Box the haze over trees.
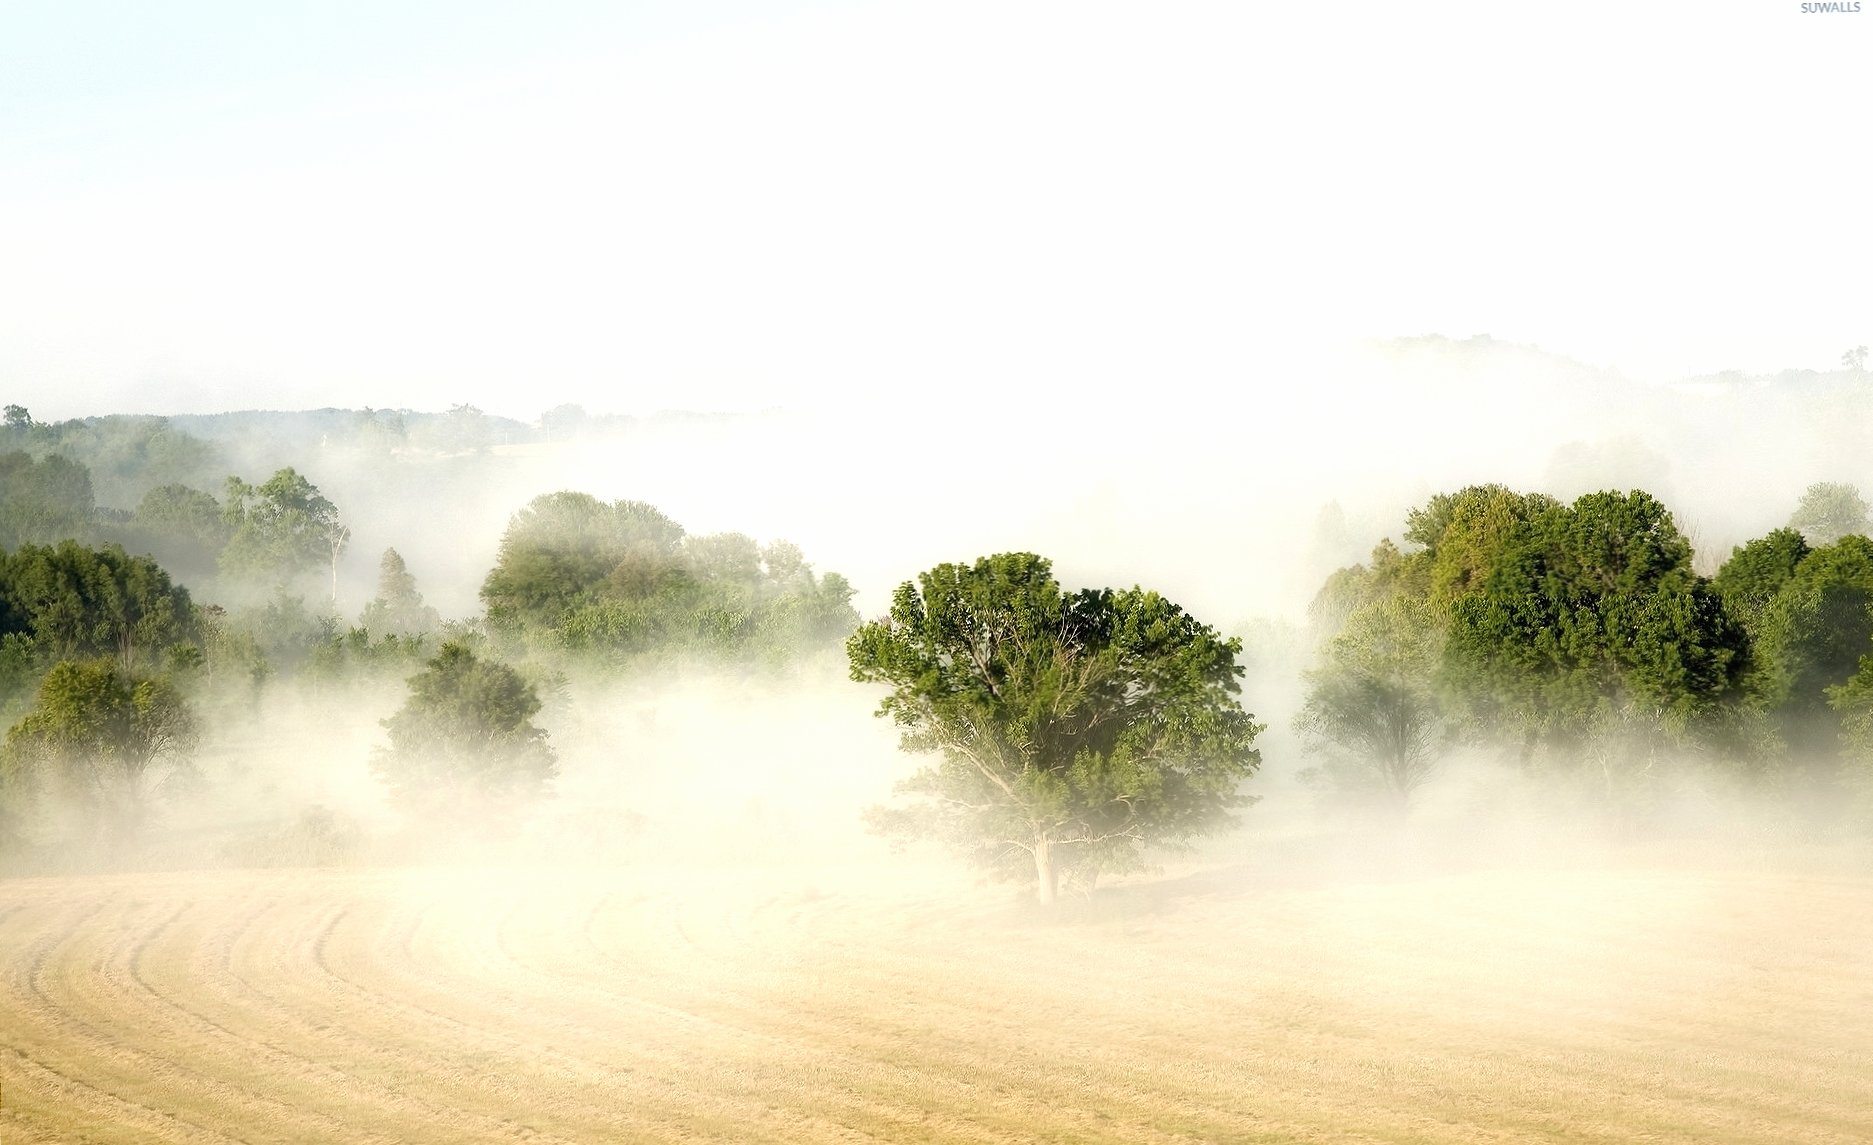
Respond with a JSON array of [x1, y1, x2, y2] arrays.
[[849, 553, 1263, 903], [3, 658, 198, 851], [370, 641, 557, 828], [221, 467, 350, 599], [1301, 486, 1751, 807], [481, 491, 858, 669], [1787, 482, 1871, 546], [11, 389, 1873, 881]]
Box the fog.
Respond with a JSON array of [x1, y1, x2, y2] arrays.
[[12, 332, 1871, 880]]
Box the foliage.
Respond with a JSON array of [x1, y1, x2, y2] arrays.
[[220, 467, 348, 588], [0, 541, 199, 673], [1787, 482, 1870, 546], [115, 483, 233, 583], [358, 548, 441, 637], [1298, 594, 1454, 808], [482, 492, 686, 633], [371, 642, 557, 825], [1406, 484, 1562, 608], [3, 658, 198, 846], [1443, 491, 1749, 754], [848, 553, 1262, 902], [1750, 536, 1873, 765], [0, 412, 220, 509], [1306, 538, 1424, 642], [222, 591, 339, 678], [0, 451, 96, 548], [481, 492, 858, 668], [1713, 528, 1812, 630], [303, 626, 433, 689]]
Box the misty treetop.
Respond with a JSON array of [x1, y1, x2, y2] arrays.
[[0, 407, 222, 510], [0, 451, 96, 550], [359, 548, 442, 638], [481, 491, 858, 668], [3, 657, 198, 851], [1787, 482, 1871, 547], [220, 468, 350, 596], [371, 641, 557, 828], [1302, 486, 1754, 808], [850, 553, 1263, 903]]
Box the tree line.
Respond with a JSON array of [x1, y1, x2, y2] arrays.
[[8, 398, 1873, 898], [1299, 481, 1873, 817]]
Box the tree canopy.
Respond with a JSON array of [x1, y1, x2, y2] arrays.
[[481, 491, 858, 667], [1787, 482, 1870, 547], [3, 658, 198, 849], [220, 468, 348, 590], [371, 642, 557, 827], [849, 553, 1262, 903], [0, 451, 95, 549], [359, 548, 441, 638], [1443, 490, 1749, 752], [0, 541, 198, 675]]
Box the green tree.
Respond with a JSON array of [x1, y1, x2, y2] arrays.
[[0, 451, 96, 548], [1750, 536, 1873, 766], [1444, 491, 1750, 784], [3, 658, 198, 848], [1405, 484, 1562, 608], [220, 468, 348, 592], [481, 492, 687, 635], [481, 492, 857, 667], [0, 542, 198, 673], [1298, 594, 1453, 809], [359, 548, 441, 637], [1826, 662, 1873, 820], [371, 642, 557, 825], [1787, 482, 1870, 547], [848, 553, 1262, 904], [119, 483, 232, 582], [1713, 528, 1812, 631]]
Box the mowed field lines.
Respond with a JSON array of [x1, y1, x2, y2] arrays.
[[2, 859, 1871, 1144]]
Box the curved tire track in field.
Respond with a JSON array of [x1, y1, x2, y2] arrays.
[[4, 864, 1873, 1144], [3, 897, 246, 1144]]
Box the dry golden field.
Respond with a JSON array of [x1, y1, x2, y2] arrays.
[[2, 851, 1871, 1144]]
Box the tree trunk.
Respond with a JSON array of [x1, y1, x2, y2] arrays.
[[1033, 834, 1058, 906]]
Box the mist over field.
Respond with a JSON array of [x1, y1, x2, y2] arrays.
[[8, 344, 1873, 1144], [5, 0, 1873, 1138]]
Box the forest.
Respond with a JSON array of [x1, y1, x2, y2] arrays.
[[5, 360, 1873, 888]]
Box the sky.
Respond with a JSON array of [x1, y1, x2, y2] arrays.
[[0, 1, 1868, 423]]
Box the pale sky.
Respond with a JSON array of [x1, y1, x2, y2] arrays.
[[1, 1, 1867, 422]]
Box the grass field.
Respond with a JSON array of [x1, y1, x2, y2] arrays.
[[2, 847, 1871, 1143]]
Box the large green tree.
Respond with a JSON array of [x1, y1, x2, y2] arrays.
[[848, 553, 1262, 903], [371, 642, 557, 826], [120, 483, 232, 582], [3, 658, 198, 848], [0, 541, 198, 673], [481, 492, 687, 635], [1444, 490, 1750, 779], [220, 468, 348, 594], [1712, 528, 1811, 631]]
